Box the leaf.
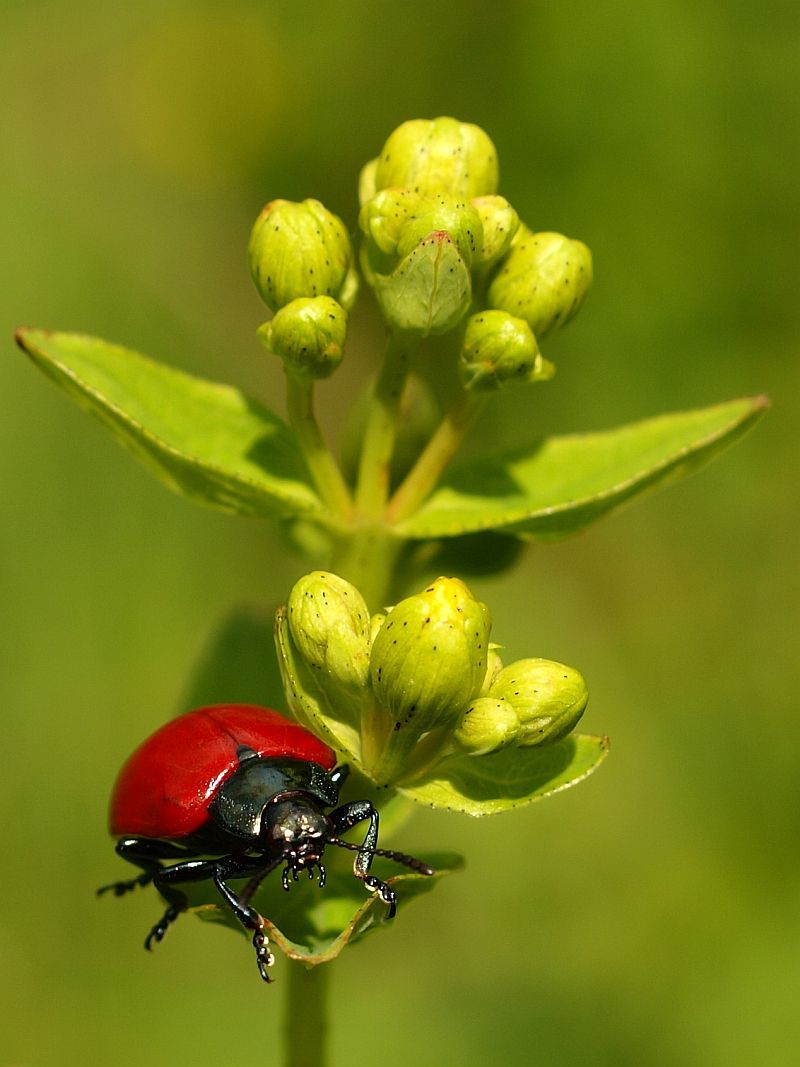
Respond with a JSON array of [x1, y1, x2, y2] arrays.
[[395, 396, 769, 540], [16, 328, 326, 521], [370, 233, 472, 336], [179, 604, 285, 712], [192, 850, 463, 964], [398, 734, 609, 815]]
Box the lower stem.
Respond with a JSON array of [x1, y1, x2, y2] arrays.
[[330, 522, 405, 610], [284, 962, 329, 1067]]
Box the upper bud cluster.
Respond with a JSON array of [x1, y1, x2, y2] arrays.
[[276, 571, 589, 786], [247, 118, 592, 382]]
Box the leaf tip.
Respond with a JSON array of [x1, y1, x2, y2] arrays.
[[14, 326, 34, 352]]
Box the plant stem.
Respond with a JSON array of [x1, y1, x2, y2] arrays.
[[385, 391, 487, 524], [284, 962, 329, 1067], [354, 333, 415, 520], [330, 522, 404, 609], [285, 373, 353, 522]]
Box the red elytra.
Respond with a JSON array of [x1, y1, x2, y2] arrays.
[[109, 704, 337, 840]]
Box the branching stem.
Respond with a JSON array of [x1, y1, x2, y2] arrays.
[[386, 391, 487, 524], [354, 333, 416, 520], [285, 373, 353, 522]]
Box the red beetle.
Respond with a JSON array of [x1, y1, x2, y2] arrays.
[[99, 704, 433, 981]]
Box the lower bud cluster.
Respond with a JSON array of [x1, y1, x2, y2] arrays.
[[278, 572, 588, 785]]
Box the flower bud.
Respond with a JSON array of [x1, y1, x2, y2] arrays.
[[359, 187, 423, 258], [287, 571, 371, 694], [471, 196, 519, 271], [373, 117, 499, 199], [358, 158, 378, 206], [258, 296, 347, 380], [487, 228, 592, 338], [370, 577, 491, 732], [459, 310, 554, 391], [248, 198, 358, 313], [480, 645, 505, 694], [454, 696, 520, 755], [395, 194, 483, 269], [369, 612, 386, 646], [488, 657, 588, 746]]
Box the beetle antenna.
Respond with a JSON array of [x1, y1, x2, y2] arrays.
[[326, 836, 435, 876]]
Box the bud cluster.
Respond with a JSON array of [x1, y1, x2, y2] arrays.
[[247, 117, 593, 387], [276, 571, 588, 786]]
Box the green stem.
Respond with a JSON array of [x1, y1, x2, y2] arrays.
[[330, 522, 404, 610], [386, 391, 487, 524], [286, 373, 353, 522], [284, 962, 329, 1067], [354, 333, 415, 520]]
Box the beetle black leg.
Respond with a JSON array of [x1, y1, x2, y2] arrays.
[[97, 837, 199, 897], [147, 858, 219, 950], [145, 853, 279, 980], [327, 800, 398, 918], [211, 856, 282, 982]]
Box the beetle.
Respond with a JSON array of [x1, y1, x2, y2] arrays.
[[98, 703, 433, 981]]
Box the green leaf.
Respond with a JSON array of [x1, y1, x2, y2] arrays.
[[395, 396, 768, 539], [179, 604, 285, 712], [17, 328, 325, 521], [192, 850, 463, 964], [369, 233, 472, 336], [398, 734, 609, 815]]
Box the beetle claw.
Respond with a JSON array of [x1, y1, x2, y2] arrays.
[[144, 905, 180, 950], [252, 927, 275, 983]]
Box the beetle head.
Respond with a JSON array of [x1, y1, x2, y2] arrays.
[[262, 796, 329, 886]]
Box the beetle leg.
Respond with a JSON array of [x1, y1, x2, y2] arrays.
[[97, 837, 198, 897], [211, 855, 283, 983], [147, 858, 221, 950], [327, 800, 397, 918]]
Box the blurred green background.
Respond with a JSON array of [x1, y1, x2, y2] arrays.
[[2, 1, 797, 1064]]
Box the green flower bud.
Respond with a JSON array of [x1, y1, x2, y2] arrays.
[[488, 657, 588, 746], [358, 158, 378, 206], [395, 194, 483, 269], [454, 696, 520, 755], [370, 576, 492, 732], [471, 196, 519, 271], [258, 296, 347, 380], [359, 187, 423, 258], [487, 228, 592, 338], [480, 645, 505, 694], [287, 571, 371, 694], [373, 117, 499, 199], [248, 198, 358, 313], [369, 612, 386, 646], [459, 310, 554, 391]]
